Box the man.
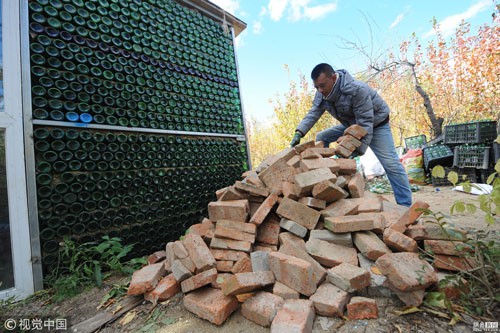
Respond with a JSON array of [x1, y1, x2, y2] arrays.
[[290, 63, 412, 207]]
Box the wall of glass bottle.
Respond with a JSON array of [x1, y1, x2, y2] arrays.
[[28, 0, 248, 273]]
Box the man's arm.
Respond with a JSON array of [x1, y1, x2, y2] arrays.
[[351, 84, 374, 155]]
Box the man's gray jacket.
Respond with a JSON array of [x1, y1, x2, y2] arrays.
[[296, 69, 390, 154]]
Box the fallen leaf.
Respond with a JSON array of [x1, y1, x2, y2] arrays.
[[371, 266, 382, 275], [119, 311, 136, 326], [394, 324, 403, 333], [393, 306, 421, 316], [424, 307, 450, 319], [112, 304, 123, 315]]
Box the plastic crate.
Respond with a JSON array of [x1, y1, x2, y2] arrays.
[[404, 134, 427, 150], [493, 142, 499, 164], [444, 121, 498, 144], [431, 167, 477, 187], [423, 144, 454, 170], [453, 145, 490, 169]]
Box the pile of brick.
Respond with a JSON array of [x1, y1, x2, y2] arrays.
[[127, 126, 472, 331]]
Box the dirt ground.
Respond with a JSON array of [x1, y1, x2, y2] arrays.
[[1, 185, 498, 333]]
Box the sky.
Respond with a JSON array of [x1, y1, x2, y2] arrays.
[[209, 0, 497, 123]]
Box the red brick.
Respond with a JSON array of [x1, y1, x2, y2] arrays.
[[324, 214, 374, 233], [144, 274, 180, 304], [335, 144, 354, 158], [336, 158, 357, 174], [181, 268, 218, 293], [231, 256, 253, 274], [183, 287, 239, 326], [390, 201, 430, 233], [241, 292, 284, 327], [258, 157, 297, 190], [312, 180, 346, 203], [216, 260, 234, 272], [294, 167, 337, 196], [269, 252, 317, 296], [301, 149, 322, 160], [306, 147, 336, 157], [147, 251, 166, 265], [273, 281, 300, 299], [327, 262, 370, 292], [173, 241, 188, 259], [383, 228, 418, 252], [210, 248, 249, 261], [250, 191, 280, 225], [357, 198, 383, 213], [405, 224, 468, 241], [179, 257, 196, 274], [432, 254, 478, 271], [281, 181, 300, 200], [310, 229, 353, 247], [381, 211, 402, 229], [306, 238, 358, 267], [208, 199, 249, 223], [279, 243, 326, 288], [384, 280, 425, 306], [216, 219, 256, 234], [171, 259, 193, 282], [276, 197, 321, 230], [335, 175, 348, 188], [234, 180, 269, 197], [344, 124, 368, 139], [347, 297, 378, 320], [256, 214, 281, 246], [211, 273, 233, 289], [222, 271, 275, 296], [300, 158, 340, 173], [371, 213, 387, 234], [244, 171, 266, 188], [347, 172, 365, 198], [254, 243, 278, 252], [375, 252, 437, 291], [287, 154, 301, 168], [236, 292, 256, 303], [424, 240, 474, 256], [215, 225, 256, 244], [128, 263, 165, 295], [279, 232, 306, 248], [216, 186, 229, 200], [165, 242, 176, 267], [298, 197, 326, 210], [293, 140, 316, 154], [249, 201, 261, 217], [210, 237, 252, 253], [188, 218, 215, 243], [183, 233, 216, 272], [353, 231, 392, 260], [309, 282, 350, 317], [321, 199, 359, 218], [271, 299, 315, 333], [219, 186, 249, 201], [339, 135, 362, 152]]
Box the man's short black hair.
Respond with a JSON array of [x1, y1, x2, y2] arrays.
[[311, 63, 334, 80]]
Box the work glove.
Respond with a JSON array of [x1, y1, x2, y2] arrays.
[[290, 132, 303, 147]]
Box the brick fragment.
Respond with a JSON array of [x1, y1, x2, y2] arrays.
[[293, 140, 316, 154], [339, 135, 362, 151], [390, 201, 430, 233], [327, 262, 370, 292], [271, 299, 315, 333], [258, 157, 296, 190], [375, 252, 437, 291], [384, 280, 425, 306], [242, 292, 284, 327], [405, 224, 468, 241], [171, 259, 193, 282], [273, 281, 300, 299], [208, 199, 249, 223], [344, 124, 368, 139], [286, 154, 301, 168], [424, 240, 474, 256], [216, 186, 229, 200], [276, 197, 320, 230], [370, 213, 387, 234], [335, 175, 347, 188], [210, 248, 249, 261], [310, 229, 353, 247], [219, 186, 249, 201], [254, 243, 278, 252], [173, 241, 189, 259], [222, 271, 275, 296], [336, 158, 357, 174], [250, 191, 280, 225], [357, 253, 387, 288], [144, 274, 180, 304], [215, 225, 256, 243], [300, 149, 322, 160], [181, 268, 218, 293], [243, 171, 266, 188], [357, 198, 383, 213], [383, 228, 418, 252], [165, 242, 176, 267], [353, 231, 392, 260], [321, 199, 359, 218], [347, 297, 378, 320], [211, 273, 233, 289], [183, 233, 216, 272], [236, 292, 256, 303], [335, 144, 353, 158], [147, 250, 166, 265], [234, 180, 269, 197], [312, 180, 347, 203], [216, 260, 234, 272], [324, 214, 374, 233], [436, 271, 469, 300], [279, 242, 326, 287], [231, 256, 253, 274], [281, 181, 300, 199], [210, 237, 252, 253], [294, 167, 337, 196], [309, 282, 350, 317], [179, 257, 196, 274], [280, 218, 308, 238], [269, 252, 316, 296], [216, 219, 256, 234], [305, 238, 358, 267], [187, 218, 215, 243], [251, 251, 270, 272], [128, 263, 165, 295], [279, 232, 306, 248], [183, 287, 239, 326], [347, 172, 365, 198], [298, 197, 326, 210], [300, 158, 340, 173], [432, 254, 478, 271], [306, 147, 336, 157]]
